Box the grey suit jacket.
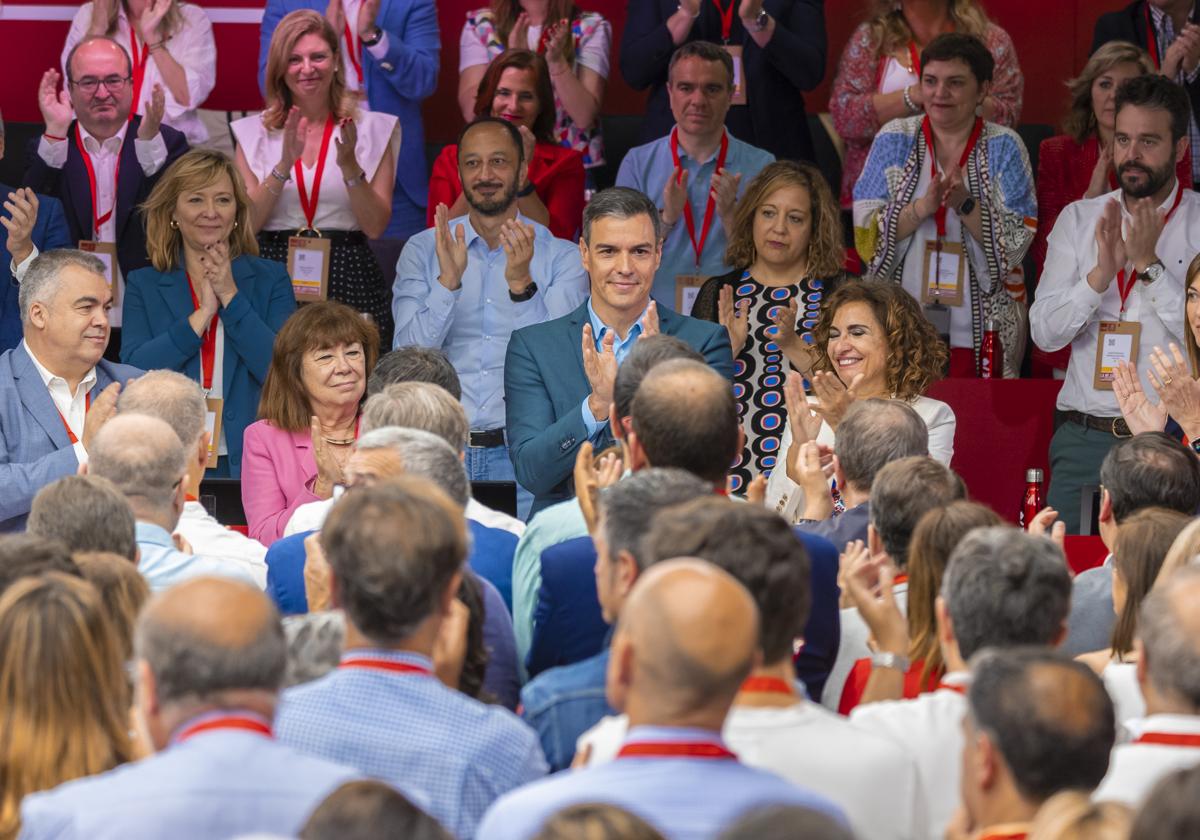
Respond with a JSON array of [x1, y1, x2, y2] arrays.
[[0, 344, 141, 531]]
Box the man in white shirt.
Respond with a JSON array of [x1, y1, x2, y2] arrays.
[[1031, 74, 1200, 534], [117, 370, 268, 588], [0, 249, 139, 531], [1095, 566, 1200, 805], [847, 527, 1072, 839]]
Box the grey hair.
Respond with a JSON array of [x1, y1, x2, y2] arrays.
[[282, 611, 345, 688], [356, 426, 470, 508], [28, 475, 137, 561], [598, 468, 711, 571], [582, 187, 663, 245], [19, 249, 106, 324], [836, 399, 929, 491], [942, 526, 1073, 660], [1140, 566, 1200, 707], [117, 370, 207, 450], [361, 383, 469, 452], [88, 414, 188, 515]]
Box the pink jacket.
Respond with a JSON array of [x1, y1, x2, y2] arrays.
[[241, 419, 320, 546]]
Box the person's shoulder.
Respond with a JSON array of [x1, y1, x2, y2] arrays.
[[1093, 1, 1141, 32], [124, 263, 169, 286], [177, 2, 213, 23], [1039, 133, 1079, 159], [234, 253, 289, 278], [522, 649, 607, 710], [513, 301, 588, 343], [98, 357, 145, 384], [356, 109, 400, 135], [729, 135, 775, 168], [910, 394, 956, 423]]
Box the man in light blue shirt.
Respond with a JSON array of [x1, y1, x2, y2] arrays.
[[615, 41, 774, 307], [478, 560, 844, 840], [392, 117, 588, 503]]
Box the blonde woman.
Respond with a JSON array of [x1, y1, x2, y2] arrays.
[[123, 149, 296, 478]]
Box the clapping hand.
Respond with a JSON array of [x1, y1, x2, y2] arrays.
[[310, 415, 346, 498], [278, 106, 307, 171], [574, 441, 623, 536], [718, 285, 751, 356], [198, 241, 236, 306], [943, 166, 971, 214], [783, 370, 822, 444], [809, 369, 864, 430], [302, 532, 333, 612], [842, 546, 909, 654], [499, 218, 536, 293], [582, 326, 618, 423], [789, 440, 835, 519], [1, 188, 39, 267], [1026, 506, 1066, 553], [324, 0, 344, 37], [1113, 359, 1167, 434], [1085, 142, 1113, 199], [662, 167, 689, 227], [1163, 22, 1200, 77], [544, 19, 571, 70], [433, 203, 468, 291], [507, 11, 531, 49], [1124, 197, 1166, 273], [139, 0, 171, 44], [770, 299, 819, 374], [639, 301, 660, 338], [915, 169, 952, 219], [357, 0, 382, 39], [334, 118, 361, 177], [1147, 343, 1200, 439], [37, 69, 73, 137], [710, 169, 742, 229], [1091, 199, 1126, 293], [136, 84, 166, 140]]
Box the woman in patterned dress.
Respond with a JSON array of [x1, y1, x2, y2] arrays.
[[691, 161, 850, 494]]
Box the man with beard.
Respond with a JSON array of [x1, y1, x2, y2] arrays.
[[1032, 74, 1200, 534], [392, 117, 587, 510]]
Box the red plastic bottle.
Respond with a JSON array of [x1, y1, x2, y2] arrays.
[[979, 319, 1002, 379], [1021, 468, 1044, 529]]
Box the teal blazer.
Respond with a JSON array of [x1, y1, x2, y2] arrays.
[[121, 255, 297, 477]]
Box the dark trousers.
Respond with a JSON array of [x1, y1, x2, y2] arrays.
[[1046, 419, 1121, 535]]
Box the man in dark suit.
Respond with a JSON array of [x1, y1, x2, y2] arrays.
[[1092, 0, 1200, 181], [504, 187, 733, 516]]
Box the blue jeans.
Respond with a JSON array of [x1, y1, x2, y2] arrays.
[[465, 443, 533, 521]]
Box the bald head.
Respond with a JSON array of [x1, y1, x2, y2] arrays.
[[118, 370, 207, 450], [136, 577, 286, 706], [1140, 567, 1200, 708], [611, 559, 759, 720], [89, 414, 188, 523]]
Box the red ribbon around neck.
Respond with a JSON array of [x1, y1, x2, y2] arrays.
[[670, 127, 729, 268]]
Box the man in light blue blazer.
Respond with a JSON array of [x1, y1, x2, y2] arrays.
[[258, 0, 439, 239], [504, 188, 733, 516], [20, 577, 360, 840], [0, 250, 140, 532]]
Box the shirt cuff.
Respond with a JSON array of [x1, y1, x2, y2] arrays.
[[11, 244, 39, 282], [367, 32, 390, 60], [580, 396, 605, 438], [134, 133, 169, 176], [38, 135, 69, 169]]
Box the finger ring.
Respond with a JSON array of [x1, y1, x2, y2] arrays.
[[1165, 376, 1174, 385]]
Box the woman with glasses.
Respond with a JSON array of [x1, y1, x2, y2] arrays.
[[62, 0, 216, 145]]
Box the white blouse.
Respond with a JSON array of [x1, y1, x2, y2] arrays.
[[232, 110, 400, 232], [63, 2, 217, 145]]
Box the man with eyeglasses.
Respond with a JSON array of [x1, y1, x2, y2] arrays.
[[23, 35, 188, 352]]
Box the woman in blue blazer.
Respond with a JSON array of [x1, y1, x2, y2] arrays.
[[124, 149, 296, 477]]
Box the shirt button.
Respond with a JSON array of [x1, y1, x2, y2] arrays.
[[487, 298, 492, 304], [380, 61, 394, 71]]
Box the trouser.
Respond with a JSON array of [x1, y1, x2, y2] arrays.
[[1046, 419, 1122, 535]]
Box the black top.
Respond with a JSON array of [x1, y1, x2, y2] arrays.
[[691, 266, 849, 322]]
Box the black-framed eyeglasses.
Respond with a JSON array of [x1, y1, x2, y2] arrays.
[[70, 75, 132, 95]]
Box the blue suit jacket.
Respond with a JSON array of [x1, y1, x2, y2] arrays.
[[0, 183, 71, 353], [258, 0, 439, 236], [121, 255, 296, 476], [0, 344, 141, 532], [505, 299, 734, 515]]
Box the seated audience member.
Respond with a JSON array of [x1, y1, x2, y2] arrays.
[[579, 497, 925, 840], [839, 500, 1003, 714], [1094, 566, 1200, 804], [854, 33, 1035, 378], [28, 474, 138, 562], [87, 413, 258, 590], [616, 43, 774, 303], [505, 187, 733, 515], [394, 116, 587, 500], [275, 478, 547, 838], [1031, 75, 1200, 535], [26, 37, 188, 297], [533, 803, 665, 840], [117, 370, 269, 584], [830, 0, 1022, 211], [1063, 433, 1200, 656], [689, 161, 850, 493], [0, 534, 81, 593], [822, 456, 966, 709], [434, 51, 585, 240], [479, 560, 845, 838], [242, 301, 378, 545], [301, 780, 452, 840], [20, 577, 358, 837], [123, 150, 295, 478], [0, 249, 140, 531], [0, 573, 134, 839], [63, 0, 216, 145], [282, 610, 347, 688], [618, 1, 824, 163], [957, 649, 1116, 840], [765, 281, 954, 521], [846, 527, 1072, 838], [257, 0, 440, 241], [235, 11, 398, 337], [1093, 0, 1200, 181], [1129, 764, 1200, 838], [75, 550, 151, 660], [1027, 793, 1131, 840], [522, 469, 711, 771], [717, 805, 855, 840]]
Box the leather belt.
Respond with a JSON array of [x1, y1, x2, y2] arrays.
[[468, 428, 506, 449], [1060, 410, 1132, 438]]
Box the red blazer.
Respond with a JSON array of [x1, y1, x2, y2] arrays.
[[427, 142, 586, 241]]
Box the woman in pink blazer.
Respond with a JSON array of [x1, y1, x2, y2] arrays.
[[242, 302, 379, 545]]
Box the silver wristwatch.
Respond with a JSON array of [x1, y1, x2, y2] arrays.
[[1138, 259, 1165, 284], [871, 651, 911, 672], [748, 9, 770, 31]]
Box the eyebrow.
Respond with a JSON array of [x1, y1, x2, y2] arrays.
[[593, 242, 654, 250], [73, 295, 102, 307]]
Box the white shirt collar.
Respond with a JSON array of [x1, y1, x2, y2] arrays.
[[78, 120, 129, 156], [22, 340, 97, 399], [1120, 179, 1181, 220]]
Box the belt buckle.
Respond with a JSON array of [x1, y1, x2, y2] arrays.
[[1111, 417, 1132, 438]]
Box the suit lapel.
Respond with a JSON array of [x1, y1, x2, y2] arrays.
[[566, 300, 590, 384], [12, 345, 71, 448], [65, 123, 94, 240], [115, 118, 143, 239]]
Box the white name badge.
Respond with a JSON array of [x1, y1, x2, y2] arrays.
[[204, 397, 224, 466], [675, 274, 706, 316], [921, 240, 965, 307], [288, 236, 331, 302], [78, 240, 119, 303], [1094, 320, 1141, 391]]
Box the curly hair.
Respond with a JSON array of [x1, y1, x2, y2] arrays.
[[724, 161, 843, 277], [863, 0, 989, 57], [1061, 41, 1155, 143], [811, 281, 947, 400]]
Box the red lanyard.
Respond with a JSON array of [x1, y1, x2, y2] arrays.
[[893, 573, 909, 586], [1114, 184, 1184, 314], [57, 392, 91, 445], [129, 25, 150, 121], [937, 680, 967, 695], [978, 832, 1027, 840], [342, 22, 364, 86], [294, 116, 336, 232], [176, 715, 273, 742], [617, 740, 737, 760], [1134, 731, 1200, 747], [907, 40, 921, 77], [187, 273, 218, 392], [340, 656, 433, 676], [711, 0, 736, 42], [921, 115, 983, 240], [1146, 4, 1161, 70], [669, 128, 729, 268], [740, 676, 794, 695], [75, 124, 121, 236]]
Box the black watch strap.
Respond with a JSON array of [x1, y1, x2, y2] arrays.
[[957, 195, 976, 216], [361, 27, 383, 46], [509, 281, 538, 302]]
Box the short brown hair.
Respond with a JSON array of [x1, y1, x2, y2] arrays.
[[141, 150, 259, 272], [257, 302, 379, 432], [1186, 252, 1200, 377], [473, 49, 556, 144], [74, 551, 150, 660], [1062, 41, 1155, 143], [261, 10, 355, 130], [668, 41, 734, 89], [724, 161, 844, 277], [811, 281, 947, 401], [1111, 507, 1191, 658]]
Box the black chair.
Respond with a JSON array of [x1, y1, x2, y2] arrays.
[[198, 478, 248, 527], [592, 114, 646, 191]]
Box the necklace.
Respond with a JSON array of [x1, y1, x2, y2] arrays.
[[322, 436, 355, 446]]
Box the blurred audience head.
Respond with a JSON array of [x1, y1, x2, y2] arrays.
[[1130, 763, 1200, 840], [611, 335, 703, 434], [1027, 792, 1131, 840], [301, 780, 452, 840], [1111, 507, 1190, 659], [716, 804, 856, 840], [835, 399, 929, 495], [869, 456, 965, 569], [361, 384, 468, 451], [368, 346, 462, 400], [0, 535, 81, 596], [1099, 434, 1200, 545], [1137, 566, 1200, 714], [532, 803, 666, 840], [74, 550, 150, 660], [29, 474, 137, 562], [88, 414, 189, 532], [349, 427, 469, 508]]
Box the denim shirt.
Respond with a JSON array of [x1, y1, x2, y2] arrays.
[[520, 647, 613, 772]]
